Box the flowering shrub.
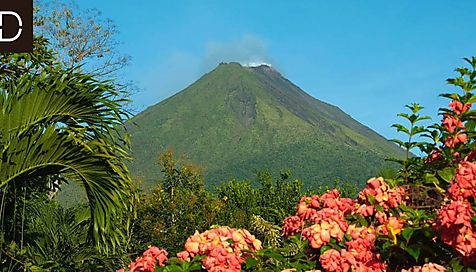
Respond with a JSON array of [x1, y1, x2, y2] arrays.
[[281, 178, 400, 271], [401, 263, 447, 272], [119, 227, 262, 272], [118, 246, 168, 272], [177, 226, 262, 271], [120, 58, 476, 271]]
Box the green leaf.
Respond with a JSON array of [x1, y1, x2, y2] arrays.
[[367, 194, 375, 205], [356, 214, 369, 227], [401, 227, 414, 242], [263, 251, 285, 261], [437, 167, 456, 183], [405, 244, 421, 261], [389, 139, 405, 147], [424, 173, 440, 186], [320, 245, 332, 254], [245, 257, 258, 269], [392, 124, 409, 134], [382, 241, 394, 250], [439, 93, 460, 100], [375, 205, 384, 213], [0, 64, 134, 253], [448, 257, 464, 272], [467, 96, 476, 104], [163, 265, 184, 272]]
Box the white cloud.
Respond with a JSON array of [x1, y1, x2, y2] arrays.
[[132, 34, 275, 109], [201, 35, 273, 71]]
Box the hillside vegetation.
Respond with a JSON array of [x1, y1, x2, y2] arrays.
[[129, 62, 405, 189]]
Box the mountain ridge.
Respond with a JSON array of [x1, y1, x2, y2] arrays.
[[128, 62, 404, 189]]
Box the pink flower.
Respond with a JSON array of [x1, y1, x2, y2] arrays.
[[445, 133, 467, 148], [296, 196, 318, 220], [449, 161, 476, 200], [346, 224, 367, 240], [449, 100, 471, 115], [355, 204, 374, 217], [143, 246, 168, 267], [203, 247, 243, 272], [320, 189, 340, 201], [180, 226, 262, 271], [357, 177, 404, 211], [375, 211, 387, 224], [426, 150, 443, 164], [442, 114, 464, 133], [185, 240, 200, 254], [402, 262, 447, 271], [120, 246, 169, 272], [368, 177, 383, 189], [282, 216, 303, 236], [319, 249, 352, 272], [303, 220, 346, 249], [387, 217, 404, 233], [177, 251, 190, 261], [434, 199, 476, 256]]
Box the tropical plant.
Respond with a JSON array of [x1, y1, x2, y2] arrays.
[[25, 201, 125, 271], [0, 36, 135, 263]]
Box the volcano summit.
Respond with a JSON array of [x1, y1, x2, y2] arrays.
[[128, 62, 403, 188]]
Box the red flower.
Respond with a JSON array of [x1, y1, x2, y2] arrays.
[[181, 226, 262, 271], [442, 114, 464, 133], [402, 262, 447, 271], [449, 161, 476, 200], [426, 150, 443, 164], [319, 249, 352, 272], [434, 200, 476, 257], [445, 133, 468, 148], [119, 246, 168, 272], [449, 100, 471, 115], [282, 216, 303, 236], [303, 219, 346, 249], [177, 251, 190, 261]]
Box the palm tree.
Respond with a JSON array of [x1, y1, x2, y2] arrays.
[[0, 38, 135, 254]]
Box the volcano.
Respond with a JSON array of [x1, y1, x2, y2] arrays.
[[128, 62, 403, 189]]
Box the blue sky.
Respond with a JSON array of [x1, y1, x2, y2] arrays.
[[77, 0, 475, 141]]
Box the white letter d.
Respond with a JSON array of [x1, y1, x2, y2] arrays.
[[0, 11, 23, 42]]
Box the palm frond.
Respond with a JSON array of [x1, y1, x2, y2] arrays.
[[0, 69, 134, 252]]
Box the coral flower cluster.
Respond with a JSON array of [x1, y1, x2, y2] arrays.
[[442, 114, 464, 134], [282, 180, 402, 271], [177, 226, 262, 272], [443, 100, 471, 148], [448, 160, 476, 200], [356, 177, 404, 213], [435, 158, 476, 259], [117, 246, 168, 272], [354, 177, 406, 242], [449, 100, 471, 115], [318, 224, 387, 272], [283, 189, 353, 240], [433, 99, 476, 260], [401, 262, 447, 272]]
